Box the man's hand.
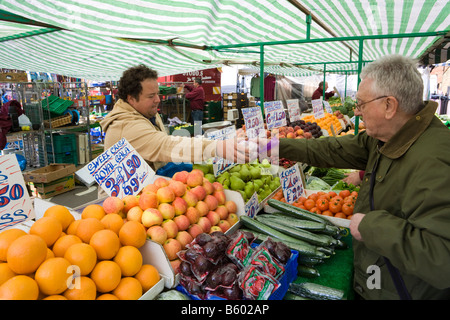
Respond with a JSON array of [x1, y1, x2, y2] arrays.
[[349, 213, 365, 241]]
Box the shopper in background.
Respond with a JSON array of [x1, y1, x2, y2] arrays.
[[312, 81, 335, 101], [342, 170, 364, 186], [184, 78, 205, 125], [246, 54, 450, 300], [100, 65, 238, 195]]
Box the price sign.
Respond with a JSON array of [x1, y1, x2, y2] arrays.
[[0, 155, 34, 231], [264, 101, 286, 130], [244, 192, 259, 218], [312, 99, 325, 119], [205, 126, 237, 177], [87, 138, 155, 198], [287, 99, 301, 122], [323, 100, 333, 114], [278, 163, 305, 204], [242, 107, 265, 139]]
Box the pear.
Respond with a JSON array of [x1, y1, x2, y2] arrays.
[[229, 165, 241, 173], [261, 159, 271, 168], [205, 173, 215, 183], [193, 163, 211, 175], [250, 166, 262, 179], [240, 164, 251, 181], [238, 190, 248, 202], [230, 175, 246, 191], [244, 182, 255, 199]]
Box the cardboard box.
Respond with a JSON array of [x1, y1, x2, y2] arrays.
[[23, 164, 77, 183], [28, 174, 75, 199]]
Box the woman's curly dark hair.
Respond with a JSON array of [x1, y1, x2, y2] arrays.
[[118, 64, 158, 102]]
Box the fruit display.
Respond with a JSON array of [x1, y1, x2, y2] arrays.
[[194, 161, 281, 203], [177, 230, 294, 300], [270, 189, 358, 220], [301, 113, 343, 136], [329, 96, 356, 118], [282, 120, 323, 139], [0, 205, 161, 300]]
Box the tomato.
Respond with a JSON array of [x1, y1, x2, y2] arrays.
[[327, 191, 337, 198], [310, 207, 322, 215], [342, 203, 354, 216], [329, 201, 342, 214], [334, 212, 347, 219], [303, 199, 316, 210], [339, 190, 351, 198], [316, 198, 329, 211], [322, 210, 333, 216], [297, 196, 307, 205], [307, 193, 319, 202]]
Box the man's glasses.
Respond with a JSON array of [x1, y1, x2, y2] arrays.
[[355, 95, 388, 111]]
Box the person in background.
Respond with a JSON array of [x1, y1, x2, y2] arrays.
[[184, 78, 205, 125], [312, 81, 335, 101], [243, 55, 450, 300]]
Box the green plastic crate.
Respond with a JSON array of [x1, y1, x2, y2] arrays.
[[45, 134, 77, 153], [47, 151, 78, 166], [41, 95, 73, 116]]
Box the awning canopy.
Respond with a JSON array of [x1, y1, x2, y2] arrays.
[[0, 0, 448, 80]]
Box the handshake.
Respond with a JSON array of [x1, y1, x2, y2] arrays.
[[215, 136, 280, 165]]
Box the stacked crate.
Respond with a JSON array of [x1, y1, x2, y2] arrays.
[[38, 133, 78, 167], [222, 92, 248, 128]]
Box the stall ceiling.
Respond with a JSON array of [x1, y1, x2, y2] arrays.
[[0, 0, 448, 80]]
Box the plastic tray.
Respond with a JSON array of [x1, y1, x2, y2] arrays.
[[176, 243, 298, 300]]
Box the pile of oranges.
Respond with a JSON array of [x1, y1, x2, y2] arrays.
[[301, 113, 343, 136], [0, 204, 160, 300], [271, 189, 357, 220]]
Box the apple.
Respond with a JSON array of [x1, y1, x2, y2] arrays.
[[154, 177, 170, 188], [224, 200, 237, 214], [141, 183, 159, 194], [209, 226, 222, 234], [215, 205, 229, 220], [146, 225, 167, 245], [122, 195, 139, 213], [185, 207, 200, 224], [163, 238, 182, 261], [190, 186, 206, 201], [218, 220, 231, 232], [173, 214, 190, 231], [206, 211, 220, 226], [170, 258, 181, 274], [141, 208, 163, 228], [168, 180, 186, 197], [213, 190, 226, 206], [286, 132, 296, 139], [162, 219, 178, 239], [127, 206, 143, 222], [139, 192, 158, 210], [186, 170, 203, 188], [175, 231, 193, 249], [204, 194, 218, 211], [182, 190, 198, 207], [187, 224, 203, 239], [172, 171, 189, 184], [202, 179, 214, 195], [195, 200, 209, 217], [172, 197, 188, 216], [212, 182, 224, 191], [158, 203, 175, 220], [103, 196, 124, 215], [197, 217, 211, 233], [157, 186, 175, 203], [226, 213, 239, 226]]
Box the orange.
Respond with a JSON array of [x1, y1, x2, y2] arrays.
[[42, 294, 67, 300], [63, 276, 97, 300], [66, 219, 81, 235], [35, 257, 72, 295], [29, 216, 63, 247], [114, 246, 143, 277], [81, 204, 106, 220], [45, 248, 55, 260], [52, 234, 82, 257], [0, 275, 39, 300], [100, 213, 124, 235], [89, 229, 120, 260], [64, 243, 97, 276], [112, 277, 142, 300], [6, 234, 47, 274], [0, 262, 16, 286], [75, 217, 105, 243], [119, 220, 147, 248], [97, 293, 119, 300], [135, 264, 160, 292], [90, 260, 122, 293], [44, 205, 75, 231], [0, 228, 26, 261]]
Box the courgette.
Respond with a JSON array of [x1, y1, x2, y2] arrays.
[[267, 199, 332, 225], [283, 292, 312, 300], [265, 212, 327, 232], [297, 255, 325, 266], [256, 215, 337, 247], [288, 282, 345, 300], [297, 265, 320, 278], [239, 219, 329, 259]]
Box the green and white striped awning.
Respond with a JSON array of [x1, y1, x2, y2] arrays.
[[0, 0, 448, 80]]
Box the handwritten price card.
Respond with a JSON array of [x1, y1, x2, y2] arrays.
[[87, 138, 155, 198], [287, 99, 301, 122], [312, 99, 325, 119], [278, 163, 305, 204], [323, 100, 333, 114], [205, 125, 237, 177], [264, 101, 286, 130], [242, 106, 265, 139], [0, 155, 34, 231], [244, 192, 259, 218]]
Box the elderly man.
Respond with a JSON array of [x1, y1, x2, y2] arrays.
[[254, 55, 450, 300]]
